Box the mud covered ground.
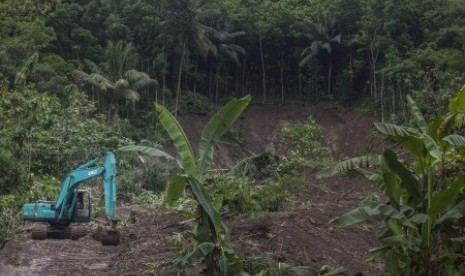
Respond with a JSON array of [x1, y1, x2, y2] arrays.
[[0, 104, 385, 275]]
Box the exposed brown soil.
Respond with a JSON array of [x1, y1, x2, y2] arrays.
[[0, 104, 385, 275]]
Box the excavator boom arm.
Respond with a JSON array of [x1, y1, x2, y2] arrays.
[[53, 151, 117, 221]]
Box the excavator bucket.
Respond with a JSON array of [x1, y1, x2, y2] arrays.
[[99, 229, 121, 246], [92, 220, 120, 246]]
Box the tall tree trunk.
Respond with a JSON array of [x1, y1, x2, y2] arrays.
[[280, 57, 284, 103], [209, 68, 213, 100], [258, 27, 266, 103], [193, 55, 199, 94], [155, 88, 158, 104], [380, 73, 385, 122], [162, 62, 166, 106], [327, 54, 332, 96], [175, 40, 187, 118], [215, 67, 220, 104], [298, 67, 302, 101], [392, 78, 396, 118], [161, 45, 166, 106], [349, 49, 353, 100], [235, 66, 239, 96], [184, 46, 189, 95], [242, 57, 246, 96], [368, 36, 379, 103]]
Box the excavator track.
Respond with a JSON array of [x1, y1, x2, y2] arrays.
[[31, 225, 88, 240], [31, 227, 47, 240], [69, 226, 87, 240]]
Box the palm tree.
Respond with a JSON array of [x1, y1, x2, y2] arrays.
[[73, 41, 157, 116], [216, 31, 246, 65], [211, 30, 245, 102], [162, 0, 219, 116], [299, 13, 342, 96]]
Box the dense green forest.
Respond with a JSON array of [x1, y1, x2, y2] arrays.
[[2, 0, 465, 274]]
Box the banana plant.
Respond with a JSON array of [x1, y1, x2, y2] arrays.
[[121, 95, 251, 275], [318, 86, 465, 275]]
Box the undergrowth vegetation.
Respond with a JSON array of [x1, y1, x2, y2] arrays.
[[282, 117, 330, 162]]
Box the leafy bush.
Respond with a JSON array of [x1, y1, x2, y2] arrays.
[[0, 195, 23, 244], [118, 153, 176, 195], [0, 209, 21, 245], [208, 175, 261, 215], [207, 174, 306, 216], [231, 152, 282, 180], [255, 178, 306, 212], [282, 117, 330, 160], [25, 175, 61, 202], [178, 91, 212, 114], [162, 91, 212, 115], [0, 195, 18, 212], [132, 191, 165, 209]]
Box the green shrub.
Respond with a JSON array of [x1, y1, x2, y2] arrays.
[[0, 195, 18, 212], [230, 152, 282, 180], [255, 177, 306, 212], [0, 195, 23, 244], [282, 117, 330, 161], [208, 174, 306, 215], [117, 151, 177, 196], [132, 190, 165, 209], [178, 91, 212, 114], [25, 175, 61, 202], [0, 209, 21, 245], [208, 175, 261, 215]]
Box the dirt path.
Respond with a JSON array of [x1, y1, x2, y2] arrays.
[[0, 234, 120, 275]]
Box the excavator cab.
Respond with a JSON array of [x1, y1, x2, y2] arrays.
[[73, 189, 91, 222]]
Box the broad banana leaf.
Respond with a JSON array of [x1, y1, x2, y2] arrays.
[[173, 242, 215, 268], [118, 145, 175, 160], [166, 173, 187, 206], [357, 170, 384, 189], [421, 134, 441, 163], [219, 250, 245, 276], [443, 134, 465, 147], [382, 149, 422, 204], [316, 155, 381, 179], [374, 123, 425, 159], [428, 178, 465, 222], [381, 235, 421, 252], [155, 103, 198, 177], [450, 237, 465, 243], [331, 203, 419, 229], [188, 176, 222, 233], [449, 85, 465, 113], [381, 171, 401, 209], [407, 95, 427, 133], [438, 113, 463, 138], [331, 203, 385, 227], [436, 199, 465, 226], [427, 115, 444, 141], [198, 95, 251, 173]]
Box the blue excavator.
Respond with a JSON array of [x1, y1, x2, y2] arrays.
[[22, 151, 120, 245]]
